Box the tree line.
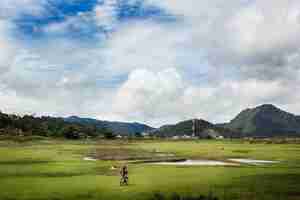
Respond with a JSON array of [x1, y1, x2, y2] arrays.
[[0, 112, 113, 139]]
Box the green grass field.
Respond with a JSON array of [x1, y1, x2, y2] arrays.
[[1, 139, 300, 200]]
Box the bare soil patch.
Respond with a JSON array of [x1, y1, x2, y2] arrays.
[[94, 147, 176, 161]]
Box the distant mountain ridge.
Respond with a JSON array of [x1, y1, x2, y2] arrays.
[[64, 116, 154, 135], [222, 104, 300, 137], [151, 104, 300, 138], [151, 119, 239, 138], [1, 103, 300, 138]]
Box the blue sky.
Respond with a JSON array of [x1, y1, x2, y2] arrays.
[[1, 0, 300, 127], [15, 0, 98, 37], [14, 0, 175, 40]]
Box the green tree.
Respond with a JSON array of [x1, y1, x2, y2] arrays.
[[134, 132, 143, 138], [103, 129, 115, 139]]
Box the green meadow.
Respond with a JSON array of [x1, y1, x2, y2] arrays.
[[1, 139, 300, 200]]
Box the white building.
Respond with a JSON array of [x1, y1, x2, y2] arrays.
[[116, 135, 123, 139]]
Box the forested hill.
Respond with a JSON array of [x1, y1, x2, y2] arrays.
[[222, 104, 300, 137], [64, 116, 154, 135], [0, 111, 154, 139], [0, 112, 109, 139], [152, 119, 239, 138]]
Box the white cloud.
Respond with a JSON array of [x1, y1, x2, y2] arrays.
[[0, 20, 16, 73], [102, 21, 185, 74], [43, 12, 95, 35], [94, 0, 117, 28], [0, 0, 46, 18], [113, 68, 185, 122], [226, 1, 300, 59], [142, 1, 300, 77]]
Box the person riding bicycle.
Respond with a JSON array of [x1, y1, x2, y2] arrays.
[[120, 165, 128, 185]]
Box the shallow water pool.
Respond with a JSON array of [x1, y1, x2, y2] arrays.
[[228, 158, 280, 165], [152, 159, 239, 166]]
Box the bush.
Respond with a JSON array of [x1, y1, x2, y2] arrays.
[[103, 130, 115, 139]]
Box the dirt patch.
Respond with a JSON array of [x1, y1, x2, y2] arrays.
[[94, 147, 176, 161], [133, 158, 186, 164]]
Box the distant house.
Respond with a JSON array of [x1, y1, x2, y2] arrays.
[[141, 132, 149, 137], [116, 135, 123, 139], [182, 134, 192, 139], [216, 135, 224, 139], [172, 136, 180, 140]]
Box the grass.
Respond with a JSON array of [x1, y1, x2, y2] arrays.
[[0, 139, 300, 200]]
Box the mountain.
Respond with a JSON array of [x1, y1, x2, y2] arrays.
[[151, 119, 238, 138], [64, 116, 154, 135], [222, 104, 300, 137], [2, 104, 300, 139]]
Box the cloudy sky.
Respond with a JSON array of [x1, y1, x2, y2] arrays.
[[1, 0, 300, 127]]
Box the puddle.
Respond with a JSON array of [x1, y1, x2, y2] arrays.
[[228, 158, 280, 165], [151, 158, 280, 166], [152, 159, 239, 166], [83, 157, 97, 161]]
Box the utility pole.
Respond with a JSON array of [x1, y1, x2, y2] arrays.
[[192, 119, 196, 138]]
